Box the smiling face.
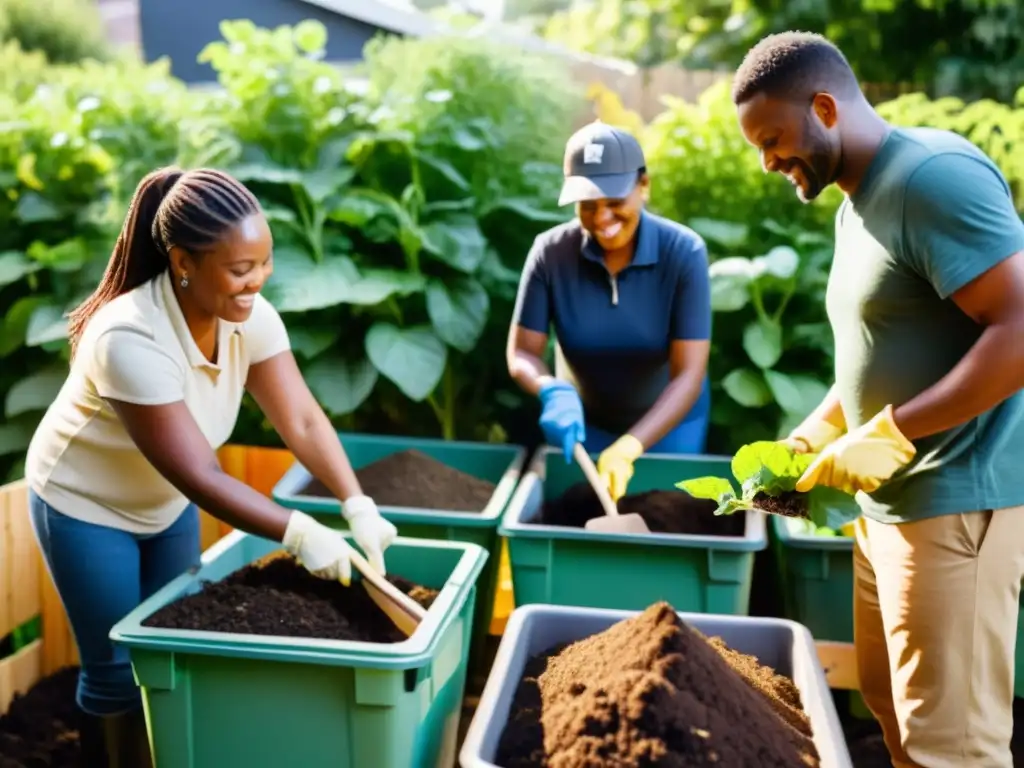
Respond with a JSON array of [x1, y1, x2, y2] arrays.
[[576, 173, 650, 252], [738, 91, 842, 203], [171, 214, 274, 323]]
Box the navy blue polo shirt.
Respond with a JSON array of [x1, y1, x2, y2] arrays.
[[512, 210, 712, 435]]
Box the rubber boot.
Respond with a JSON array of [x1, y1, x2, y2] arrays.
[[101, 708, 154, 768]]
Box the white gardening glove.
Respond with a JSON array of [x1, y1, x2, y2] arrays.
[[343, 495, 397, 575], [282, 511, 356, 585]]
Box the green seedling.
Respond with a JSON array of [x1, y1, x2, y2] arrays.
[[676, 440, 861, 531]]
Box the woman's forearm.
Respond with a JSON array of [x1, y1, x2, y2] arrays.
[[627, 371, 705, 450], [277, 407, 364, 504], [508, 349, 554, 397], [186, 466, 293, 541]]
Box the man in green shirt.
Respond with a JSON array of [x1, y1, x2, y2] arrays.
[[733, 32, 1024, 768]]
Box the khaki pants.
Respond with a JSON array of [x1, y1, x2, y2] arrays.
[[854, 508, 1024, 768]]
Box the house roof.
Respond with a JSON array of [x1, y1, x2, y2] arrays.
[[297, 0, 638, 75]]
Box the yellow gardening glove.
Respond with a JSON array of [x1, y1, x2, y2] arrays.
[[783, 417, 845, 455], [597, 434, 644, 502], [795, 405, 916, 495]]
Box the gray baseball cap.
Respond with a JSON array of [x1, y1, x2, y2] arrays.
[[558, 121, 647, 206]]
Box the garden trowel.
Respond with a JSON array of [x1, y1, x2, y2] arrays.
[[350, 548, 427, 638], [576, 444, 651, 535]]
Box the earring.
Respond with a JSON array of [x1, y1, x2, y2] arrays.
[[180, 274, 189, 288]]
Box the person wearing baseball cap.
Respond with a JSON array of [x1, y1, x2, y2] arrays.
[[507, 120, 712, 502]]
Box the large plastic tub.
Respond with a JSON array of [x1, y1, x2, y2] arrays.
[[499, 446, 767, 615], [460, 604, 853, 768], [772, 516, 855, 643], [272, 431, 526, 670], [109, 529, 488, 768]]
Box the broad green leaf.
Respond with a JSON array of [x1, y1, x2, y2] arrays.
[[27, 238, 90, 272], [302, 166, 356, 204], [0, 251, 40, 287], [676, 476, 735, 502], [265, 250, 425, 312], [230, 163, 304, 185], [722, 368, 772, 408], [26, 305, 68, 347], [365, 323, 447, 401], [480, 198, 567, 224], [421, 213, 488, 273], [806, 486, 862, 531], [757, 245, 800, 279], [5, 366, 67, 418], [689, 218, 749, 250], [0, 420, 34, 457], [293, 19, 327, 53], [764, 370, 830, 418], [425, 277, 490, 352], [715, 497, 755, 516], [743, 319, 782, 369], [265, 250, 361, 312], [289, 327, 338, 360], [415, 151, 471, 192], [708, 257, 753, 312], [731, 440, 795, 485], [0, 296, 49, 356], [15, 193, 60, 224], [304, 352, 378, 416], [328, 191, 392, 227]]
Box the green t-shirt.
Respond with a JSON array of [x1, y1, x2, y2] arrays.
[[827, 126, 1024, 523]]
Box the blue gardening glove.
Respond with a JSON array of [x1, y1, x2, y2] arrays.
[[538, 379, 586, 463]]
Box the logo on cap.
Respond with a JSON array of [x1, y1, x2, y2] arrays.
[[582, 142, 605, 165]]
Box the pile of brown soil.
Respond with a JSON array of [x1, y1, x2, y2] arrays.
[[496, 602, 820, 767], [142, 553, 439, 644], [0, 666, 82, 768], [536, 483, 744, 537], [299, 449, 497, 513]]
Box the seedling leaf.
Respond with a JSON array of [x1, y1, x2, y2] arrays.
[[676, 476, 735, 502]]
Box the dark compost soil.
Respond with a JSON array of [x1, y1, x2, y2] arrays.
[[535, 482, 744, 537], [141, 553, 439, 644], [0, 666, 82, 768], [754, 491, 811, 520], [495, 601, 820, 767], [298, 449, 497, 513]]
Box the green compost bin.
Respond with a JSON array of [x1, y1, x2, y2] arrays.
[[272, 432, 525, 675], [109, 531, 488, 768], [498, 447, 767, 616], [773, 515, 1024, 699]]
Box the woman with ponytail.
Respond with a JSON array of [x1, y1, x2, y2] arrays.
[[25, 167, 397, 767]]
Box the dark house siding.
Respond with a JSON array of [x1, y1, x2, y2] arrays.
[[138, 0, 400, 83]]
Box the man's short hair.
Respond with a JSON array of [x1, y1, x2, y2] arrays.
[[731, 31, 861, 105]]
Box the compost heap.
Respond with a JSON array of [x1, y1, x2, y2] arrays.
[[496, 602, 819, 767], [299, 448, 497, 512], [538, 483, 742, 537], [0, 666, 81, 768], [142, 553, 438, 644]]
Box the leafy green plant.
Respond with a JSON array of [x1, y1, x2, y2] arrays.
[[195, 20, 575, 445], [678, 440, 861, 530], [0, 0, 112, 65]]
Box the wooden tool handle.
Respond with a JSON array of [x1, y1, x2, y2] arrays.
[[350, 548, 427, 620], [573, 443, 620, 518]]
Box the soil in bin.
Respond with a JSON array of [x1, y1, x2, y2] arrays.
[[537, 482, 744, 536], [299, 449, 497, 513], [0, 666, 82, 768], [496, 601, 820, 767], [142, 554, 439, 644]]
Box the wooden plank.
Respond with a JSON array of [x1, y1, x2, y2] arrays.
[[816, 640, 859, 690], [0, 480, 40, 639], [0, 639, 43, 714], [40, 552, 78, 675]]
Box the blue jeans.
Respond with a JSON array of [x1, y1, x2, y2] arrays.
[[583, 413, 709, 455], [29, 490, 200, 716]]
